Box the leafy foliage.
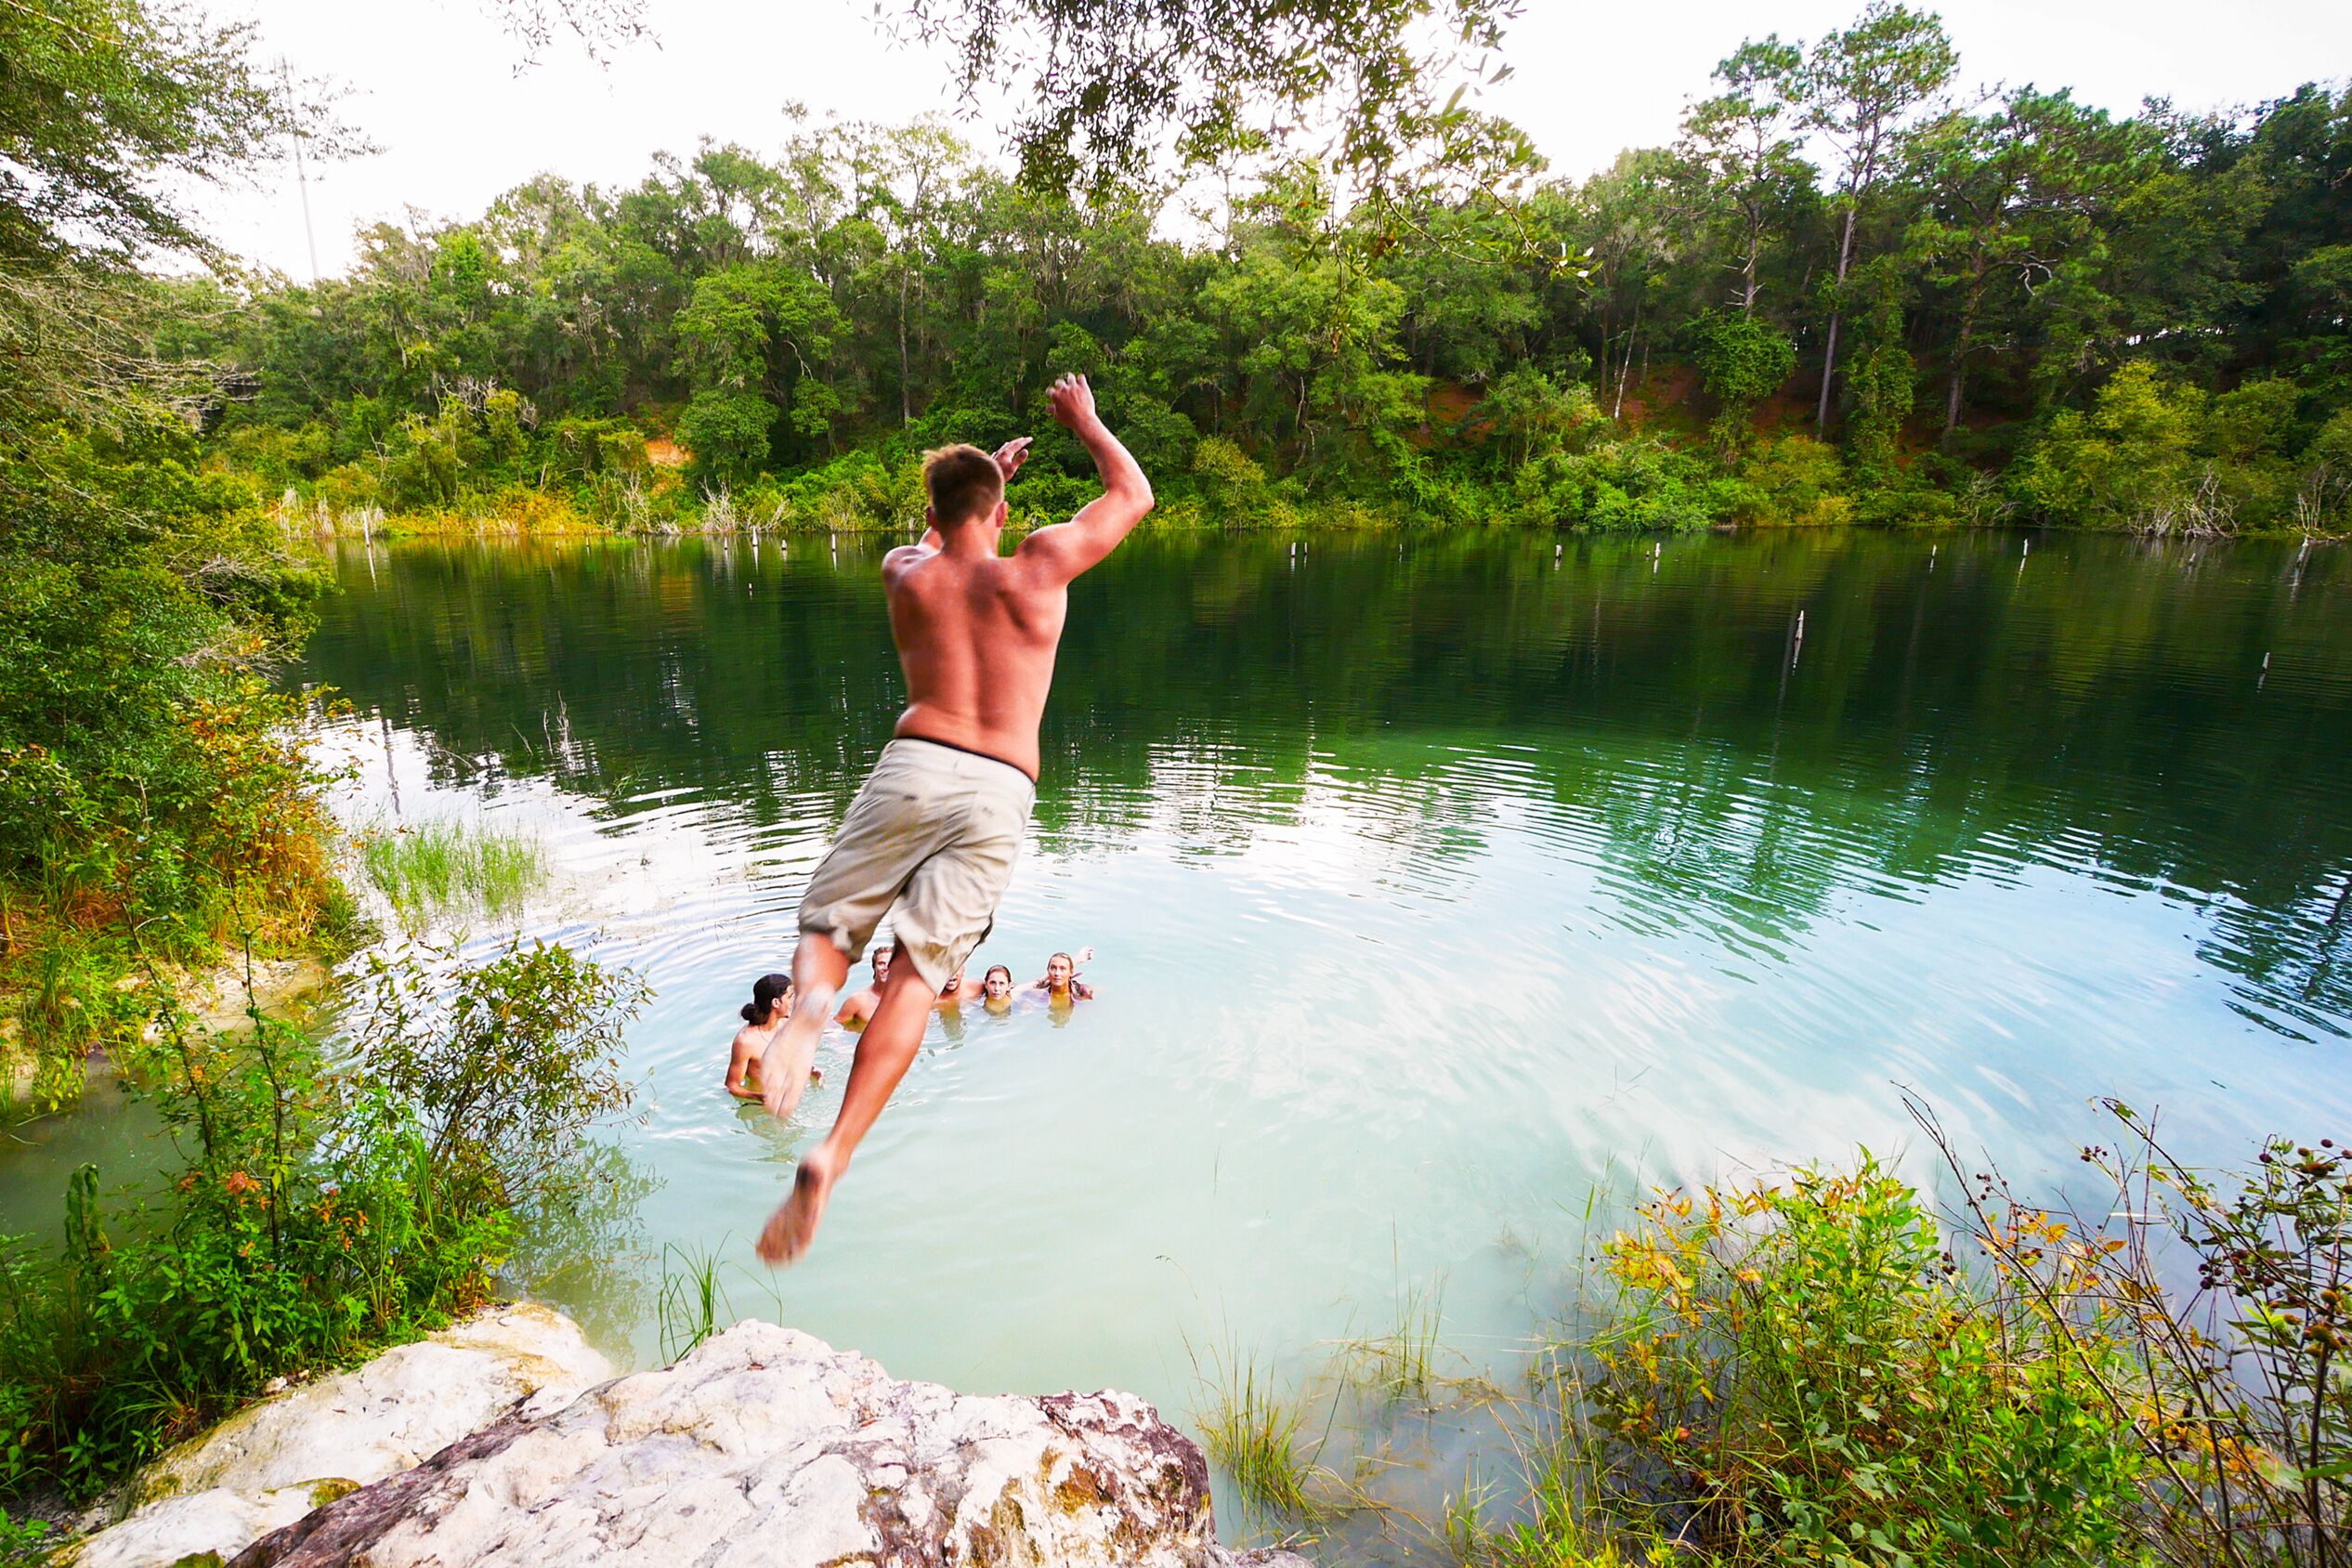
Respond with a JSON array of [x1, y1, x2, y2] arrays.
[[1589, 1157, 2144, 1564], [0, 939, 645, 1500], [0, 0, 349, 1099], [895, 0, 1523, 203], [170, 20, 2351, 544], [350, 940, 647, 1223], [1694, 311, 1797, 451]]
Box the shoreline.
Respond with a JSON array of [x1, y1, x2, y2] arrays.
[[291, 510, 2348, 545]]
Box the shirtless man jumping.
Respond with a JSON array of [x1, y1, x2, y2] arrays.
[[756, 373, 1152, 1263]]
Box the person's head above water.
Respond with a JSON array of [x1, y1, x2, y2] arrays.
[[741, 972, 793, 1025], [1045, 952, 1076, 989], [983, 964, 1013, 999], [922, 444, 1006, 530], [871, 946, 893, 983]]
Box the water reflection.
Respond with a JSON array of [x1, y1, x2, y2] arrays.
[[307, 529, 2352, 1040]]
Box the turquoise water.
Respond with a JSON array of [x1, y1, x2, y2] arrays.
[[284, 529, 2352, 1400], [15, 526, 2348, 1527]]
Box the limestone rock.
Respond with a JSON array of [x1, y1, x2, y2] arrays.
[[231, 1320, 1303, 1568], [67, 1303, 610, 1568], [63, 1485, 322, 1568]]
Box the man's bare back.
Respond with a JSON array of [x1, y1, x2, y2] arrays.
[[882, 525, 1065, 780], [882, 376, 1150, 780], [752, 373, 1151, 1265]]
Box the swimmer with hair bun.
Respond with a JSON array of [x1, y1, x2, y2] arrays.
[[726, 973, 820, 1101]]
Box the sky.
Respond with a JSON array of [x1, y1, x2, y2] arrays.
[[196, 0, 2352, 281]]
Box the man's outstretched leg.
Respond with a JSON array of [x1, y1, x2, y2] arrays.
[[758, 934, 851, 1120], [757, 957, 937, 1264]]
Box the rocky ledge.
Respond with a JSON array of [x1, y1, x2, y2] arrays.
[[69, 1302, 613, 1568], [70, 1316, 1300, 1568]]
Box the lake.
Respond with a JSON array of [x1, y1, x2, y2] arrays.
[[14, 525, 2351, 1528]]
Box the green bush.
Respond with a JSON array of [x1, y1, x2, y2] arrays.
[[0, 938, 646, 1499], [2, 417, 336, 1097], [2011, 362, 2319, 533], [1731, 435, 1853, 526], [1694, 312, 1797, 453], [1589, 1156, 2144, 1564]]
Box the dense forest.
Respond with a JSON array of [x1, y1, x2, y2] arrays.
[[186, 8, 2352, 538]]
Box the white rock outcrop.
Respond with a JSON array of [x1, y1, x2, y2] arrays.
[[68, 1302, 611, 1568], [229, 1320, 1300, 1568]]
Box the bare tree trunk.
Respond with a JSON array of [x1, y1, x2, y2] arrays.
[[1613, 304, 1642, 421], [1815, 204, 1860, 435], [1944, 269, 1984, 443], [897, 263, 912, 425], [1742, 212, 1763, 313]]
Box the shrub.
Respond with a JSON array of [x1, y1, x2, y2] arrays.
[[349, 939, 647, 1223], [1731, 435, 1852, 527], [1, 423, 336, 1097], [680, 390, 777, 488], [1935, 1101, 2352, 1567], [2012, 362, 2313, 534], [0, 938, 646, 1499], [1588, 1156, 2144, 1564]]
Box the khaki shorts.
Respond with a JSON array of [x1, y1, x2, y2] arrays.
[[798, 738, 1035, 994]]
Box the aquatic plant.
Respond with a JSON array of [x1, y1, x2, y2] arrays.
[[1192, 1341, 1323, 1523], [1334, 1272, 1447, 1408], [357, 817, 547, 930]]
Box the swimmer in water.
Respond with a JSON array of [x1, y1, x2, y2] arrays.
[[833, 946, 895, 1029], [725, 973, 795, 1100], [1025, 947, 1095, 1002], [932, 968, 977, 1011], [981, 963, 1015, 1016]]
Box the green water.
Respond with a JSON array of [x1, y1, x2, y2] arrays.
[[13, 527, 2352, 1519]]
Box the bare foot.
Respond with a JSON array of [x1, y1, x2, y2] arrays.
[[760, 985, 835, 1119], [757, 1155, 837, 1267]]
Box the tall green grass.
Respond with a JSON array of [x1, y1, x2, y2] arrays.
[[358, 817, 546, 928], [1191, 1340, 1326, 1524], [652, 1240, 789, 1364]]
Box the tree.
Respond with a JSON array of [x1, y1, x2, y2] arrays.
[[887, 0, 1528, 216], [1679, 40, 1814, 315], [1579, 150, 1692, 419], [1901, 89, 2154, 441], [0, 0, 346, 450], [1784, 1, 1956, 435]]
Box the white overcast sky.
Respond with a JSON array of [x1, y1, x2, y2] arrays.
[[197, 0, 2352, 281]]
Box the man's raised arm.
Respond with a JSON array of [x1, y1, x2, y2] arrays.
[[1018, 374, 1153, 581]]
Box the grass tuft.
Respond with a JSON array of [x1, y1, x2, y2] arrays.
[[1336, 1273, 1446, 1407], [1193, 1341, 1322, 1522], [358, 817, 547, 928], [654, 1239, 785, 1364]]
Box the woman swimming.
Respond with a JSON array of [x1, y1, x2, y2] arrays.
[[982, 963, 1015, 1015], [1026, 946, 1096, 1002]]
